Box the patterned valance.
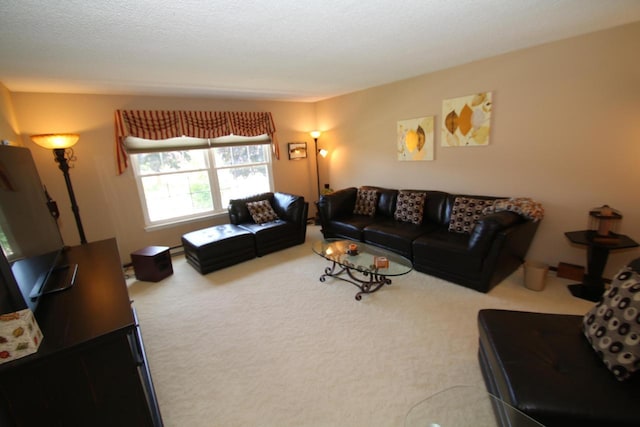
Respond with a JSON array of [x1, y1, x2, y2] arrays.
[[114, 110, 278, 174]]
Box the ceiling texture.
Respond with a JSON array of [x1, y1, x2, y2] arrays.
[[1, 0, 640, 102]]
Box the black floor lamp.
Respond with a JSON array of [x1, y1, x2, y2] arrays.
[[31, 133, 87, 244], [310, 130, 328, 199], [310, 131, 328, 224]]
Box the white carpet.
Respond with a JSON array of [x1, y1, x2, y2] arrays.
[[127, 226, 593, 427]]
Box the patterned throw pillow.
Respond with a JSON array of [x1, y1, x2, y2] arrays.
[[394, 191, 426, 224], [353, 189, 378, 216], [482, 197, 545, 222], [582, 267, 640, 381], [246, 199, 279, 224], [448, 197, 495, 234]]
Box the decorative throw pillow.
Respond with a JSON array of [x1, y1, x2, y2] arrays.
[[482, 197, 545, 222], [353, 189, 378, 216], [448, 197, 495, 234], [246, 199, 279, 224], [394, 191, 426, 224], [582, 267, 640, 381]]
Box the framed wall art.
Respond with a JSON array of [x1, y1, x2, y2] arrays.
[[441, 92, 492, 147], [288, 142, 307, 160], [397, 116, 434, 161]]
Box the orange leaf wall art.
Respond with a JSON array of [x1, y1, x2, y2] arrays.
[[441, 92, 492, 147], [397, 116, 434, 161]]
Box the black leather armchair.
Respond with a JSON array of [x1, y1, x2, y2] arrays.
[[228, 191, 308, 256]]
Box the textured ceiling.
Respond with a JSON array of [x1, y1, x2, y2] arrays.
[[1, 0, 639, 101]]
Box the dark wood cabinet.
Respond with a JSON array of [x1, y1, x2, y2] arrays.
[[0, 239, 162, 426]]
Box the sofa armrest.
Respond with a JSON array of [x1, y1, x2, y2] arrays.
[[468, 211, 523, 253], [272, 192, 306, 223], [317, 187, 357, 222]]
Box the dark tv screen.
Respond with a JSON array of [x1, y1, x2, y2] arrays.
[[0, 145, 69, 313]]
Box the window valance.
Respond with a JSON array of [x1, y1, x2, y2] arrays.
[[114, 110, 279, 174]]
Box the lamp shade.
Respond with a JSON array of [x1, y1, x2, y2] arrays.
[[31, 133, 79, 149], [318, 148, 328, 158], [310, 130, 321, 139]]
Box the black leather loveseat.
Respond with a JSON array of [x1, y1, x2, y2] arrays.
[[228, 191, 309, 256], [182, 192, 308, 273], [478, 258, 640, 426], [316, 186, 541, 292]]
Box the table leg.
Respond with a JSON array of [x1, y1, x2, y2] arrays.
[[568, 245, 609, 302], [319, 261, 391, 300]]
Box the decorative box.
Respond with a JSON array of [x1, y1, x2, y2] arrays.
[[374, 256, 389, 269], [0, 309, 43, 364]]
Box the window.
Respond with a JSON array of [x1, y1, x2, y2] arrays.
[[129, 138, 273, 228]]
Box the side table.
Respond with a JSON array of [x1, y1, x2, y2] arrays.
[[131, 245, 173, 282], [564, 230, 638, 302]]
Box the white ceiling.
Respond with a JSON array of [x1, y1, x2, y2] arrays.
[[1, 0, 640, 102]]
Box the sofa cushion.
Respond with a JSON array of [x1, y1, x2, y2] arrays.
[[322, 216, 377, 241], [365, 186, 398, 218], [363, 219, 435, 259], [583, 267, 640, 381], [246, 199, 279, 224], [228, 192, 275, 224], [448, 197, 495, 234], [483, 197, 545, 222], [394, 191, 426, 224], [272, 192, 304, 222], [238, 220, 299, 256], [353, 188, 378, 216]]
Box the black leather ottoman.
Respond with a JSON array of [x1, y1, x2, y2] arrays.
[[182, 224, 256, 274], [478, 309, 640, 427]]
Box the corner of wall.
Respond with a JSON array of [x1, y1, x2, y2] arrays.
[[0, 82, 22, 146]]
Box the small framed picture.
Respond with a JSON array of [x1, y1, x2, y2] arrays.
[[288, 142, 307, 160]]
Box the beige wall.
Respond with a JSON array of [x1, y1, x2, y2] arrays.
[[4, 93, 317, 261], [316, 22, 640, 278], [0, 83, 21, 145], [2, 22, 639, 278]]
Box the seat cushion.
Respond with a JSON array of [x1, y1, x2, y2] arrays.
[[238, 220, 300, 256], [478, 309, 640, 427], [322, 215, 377, 241], [363, 219, 434, 259]]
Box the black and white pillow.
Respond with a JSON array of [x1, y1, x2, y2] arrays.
[[582, 267, 640, 381], [246, 199, 279, 224], [448, 197, 495, 234], [394, 191, 426, 225], [353, 189, 378, 216]]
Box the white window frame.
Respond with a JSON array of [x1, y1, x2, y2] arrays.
[[127, 137, 274, 230]]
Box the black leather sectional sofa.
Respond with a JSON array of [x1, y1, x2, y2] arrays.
[[316, 186, 541, 292]]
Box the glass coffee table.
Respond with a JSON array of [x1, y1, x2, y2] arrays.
[[405, 385, 545, 426], [312, 239, 413, 300]]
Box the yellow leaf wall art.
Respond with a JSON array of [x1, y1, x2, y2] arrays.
[[441, 92, 492, 147], [397, 116, 434, 161]]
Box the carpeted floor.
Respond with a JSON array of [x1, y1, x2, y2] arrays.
[[127, 226, 593, 427]]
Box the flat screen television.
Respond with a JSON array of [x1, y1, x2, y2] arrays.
[[0, 144, 77, 314]]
